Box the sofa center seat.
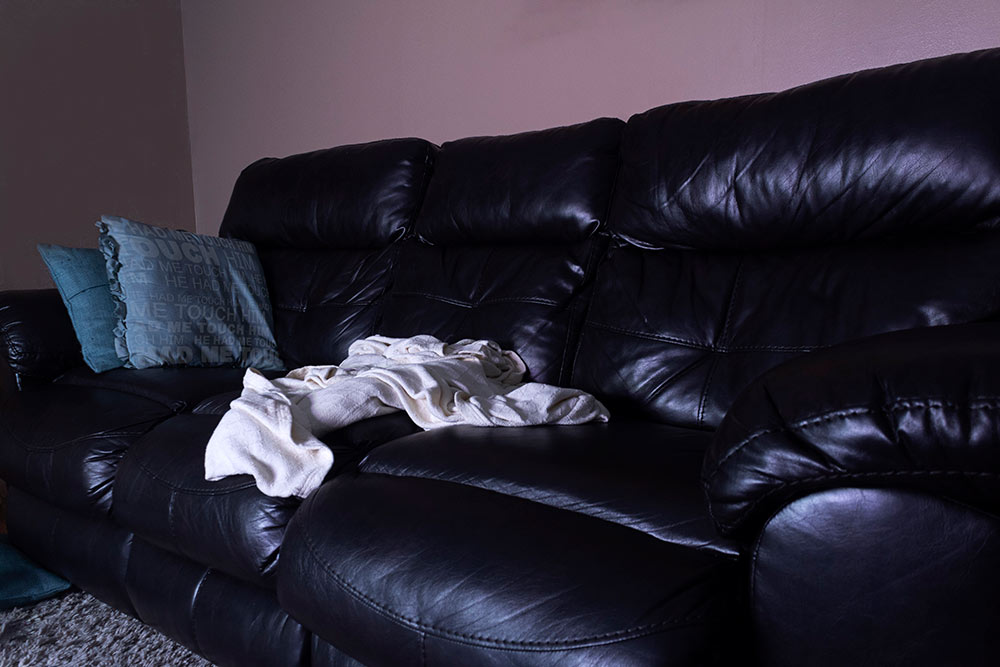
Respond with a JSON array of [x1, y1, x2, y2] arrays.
[[358, 421, 740, 556], [112, 409, 421, 587], [277, 437, 741, 665]]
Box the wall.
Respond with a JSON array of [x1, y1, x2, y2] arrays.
[[0, 0, 194, 290], [182, 0, 1000, 234]]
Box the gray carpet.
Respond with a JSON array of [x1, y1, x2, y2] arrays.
[[0, 590, 214, 666]]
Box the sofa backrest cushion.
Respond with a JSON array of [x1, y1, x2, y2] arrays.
[[611, 49, 1000, 251], [220, 139, 436, 368], [380, 119, 623, 385], [221, 139, 435, 250], [416, 120, 622, 245], [574, 48, 1000, 428]]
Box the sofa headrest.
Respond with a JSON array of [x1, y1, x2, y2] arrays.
[[416, 118, 624, 245], [220, 138, 437, 250], [611, 47, 1000, 251]]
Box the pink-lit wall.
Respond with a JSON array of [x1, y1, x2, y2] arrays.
[[182, 0, 1000, 235], [0, 0, 194, 289]]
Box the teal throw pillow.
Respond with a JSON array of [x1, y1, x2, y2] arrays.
[[37, 244, 124, 373], [0, 535, 71, 609], [96, 215, 283, 370]]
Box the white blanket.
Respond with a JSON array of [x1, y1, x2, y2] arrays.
[[204, 335, 609, 498]]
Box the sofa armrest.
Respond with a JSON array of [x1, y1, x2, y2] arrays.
[[702, 322, 1000, 537], [0, 289, 82, 392]]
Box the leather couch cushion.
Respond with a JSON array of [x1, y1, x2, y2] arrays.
[[359, 422, 738, 555], [279, 473, 739, 665], [220, 138, 436, 250], [415, 118, 622, 245], [704, 323, 1000, 537], [575, 48, 1000, 428], [55, 366, 256, 412], [380, 240, 603, 385], [220, 140, 436, 369], [114, 412, 420, 587], [611, 49, 1000, 251], [191, 390, 241, 415], [380, 118, 622, 386], [256, 246, 399, 368], [0, 384, 170, 515], [750, 488, 1000, 667]]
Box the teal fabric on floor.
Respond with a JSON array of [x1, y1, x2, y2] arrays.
[[0, 535, 70, 609]]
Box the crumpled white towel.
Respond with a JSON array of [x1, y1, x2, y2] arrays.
[[204, 335, 609, 498]]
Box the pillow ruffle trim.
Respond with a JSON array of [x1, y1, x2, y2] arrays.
[[96, 217, 132, 367]]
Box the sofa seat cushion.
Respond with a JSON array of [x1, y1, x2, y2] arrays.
[[113, 411, 420, 587], [278, 473, 740, 665], [359, 421, 738, 555], [0, 385, 171, 515], [54, 366, 267, 412]]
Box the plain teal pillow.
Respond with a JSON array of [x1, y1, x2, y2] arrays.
[[97, 215, 283, 370], [0, 535, 71, 609], [37, 244, 124, 373]]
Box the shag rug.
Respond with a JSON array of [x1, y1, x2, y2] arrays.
[[0, 590, 213, 666]]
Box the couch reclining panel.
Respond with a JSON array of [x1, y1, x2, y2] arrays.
[[279, 473, 739, 666], [379, 119, 623, 385], [220, 138, 437, 369], [574, 48, 1000, 428], [125, 538, 311, 666]]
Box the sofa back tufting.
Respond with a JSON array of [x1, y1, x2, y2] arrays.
[[378, 118, 624, 385], [573, 48, 1000, 428], [220, 48, 1000, 430], [219, 138, 436, 368]]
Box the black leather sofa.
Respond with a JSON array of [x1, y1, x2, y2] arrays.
[[3, 48, 1000, 666]]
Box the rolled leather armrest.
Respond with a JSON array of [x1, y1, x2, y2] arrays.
[[0, 289, 82, 391], [702, 322, 1000, 538]]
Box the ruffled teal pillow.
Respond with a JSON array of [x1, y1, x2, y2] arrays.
[[96, 215, 283, 370], [37, 244, 124, 372]]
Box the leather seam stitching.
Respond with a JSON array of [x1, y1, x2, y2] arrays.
[[275, 300, 376, 313], [390, 292, 560, 309], [719, 468, 1000, 533], [0, 416, 160, 452], [298, 527, 708, 649], [360, 465, 740, 557], [16, 432, 148, 451], [584, 320, 820, 353], [705, 399, 1000, 488], [557, 240, 603, 385], [129, 458, 258, 494], [567, 233, 611, 387], [698, 260, 743, 426], [705, 400, 1000, 530], [188, 568, 212, 653]]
